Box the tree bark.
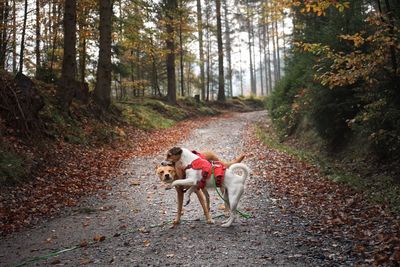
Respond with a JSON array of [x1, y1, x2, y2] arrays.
[[196, 0, 205, 100], [179, 0, 184, 97], [165, 0, 177, 104], [78, 4, 88, 83], [271, 14, 278, 86], [265, 11, 272, 93], [18, 0, 28, 73], [275, 20, 281, 80], [59, 0, 77, 110], [35, 0, 41, 77], [0, 0, 9, 69], [246, 0, 255, 95], [94, 0, 113, 109], [223, 0, 232, 98], [216, 0, 225, 101], [258, 25, 264, 96], [50, 1, 61, 76], [12, 0, 16, 73]]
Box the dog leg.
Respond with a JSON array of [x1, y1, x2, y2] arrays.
[[221, 187, 243, 227], [184, 186, 196, 207], [202, 189, 210, 211], [173, 187, 184, 225], [223, 188, 230, 216], [195, 190, 214, 224], [171, 178, 197, 187]]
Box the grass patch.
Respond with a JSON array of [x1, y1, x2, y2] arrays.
[[117, 103, 176, 130], [255, 124, 400, 215]]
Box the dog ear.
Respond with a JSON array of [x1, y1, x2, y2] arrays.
[[168, 147, 182, 156]]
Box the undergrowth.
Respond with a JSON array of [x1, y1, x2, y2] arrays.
[[255, 124, 400, 215]]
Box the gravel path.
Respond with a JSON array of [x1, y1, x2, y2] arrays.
[[1, 111, 348, 266]]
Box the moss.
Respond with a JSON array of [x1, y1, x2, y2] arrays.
[[0, 146, 30, 185]]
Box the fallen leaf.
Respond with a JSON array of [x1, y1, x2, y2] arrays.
[[143, 239, 150, 247], [93, 234, 106, 242]]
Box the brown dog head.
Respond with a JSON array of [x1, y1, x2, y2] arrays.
[[156, 164, 177, 183], [166, 147, 183, 163]]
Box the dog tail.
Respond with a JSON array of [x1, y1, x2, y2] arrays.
[[228, 163, 251, 180], [223, 154, 245, 168]]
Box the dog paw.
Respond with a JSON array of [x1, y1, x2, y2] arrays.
[[207, 219, 215, 224], [172, 219, 180, 225], [221, 222, 232, 227]]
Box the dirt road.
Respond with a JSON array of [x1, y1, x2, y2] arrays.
[[1, 111, 357, 266]]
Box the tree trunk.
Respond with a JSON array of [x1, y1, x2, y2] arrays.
[[275, 20, 281, 80], [19, 0, 28, 73], [179, 0, 184, 97], [12, 0, 16, 73], [246, 1, 255, 95], [196, 0, 205, 100], [258, 25, 264, 96], [50, 1, 61, 76], [262, 15, 270, 94], [271, 15, 278, 86], [165, 0, 177, 104], [94, 0, 113, 109], [78, 5, 88, 83], [59, 0, 77, 110], [0, 0, 9, 69], [223, 0, 232, 98], [35, 0, 41, 77], [251, 16, 257, 95], [216, 0, 225, 101], [265, 12, 273, 93]]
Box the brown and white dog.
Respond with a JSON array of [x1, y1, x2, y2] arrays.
[[156, 151, 244, 225], [166, 147, 250, 227]]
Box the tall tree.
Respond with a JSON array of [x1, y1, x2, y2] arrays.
[[196, 0, 205, 100], [274, 20, 281, 79], [223, 0, 233, 98], [178, 0, 184, 96], [216, 0, 225, 101], [35, 0, 41, 77], [0, 0, 9, 69], [164, 0, 177, 103], [258, 25, 264, 95], [50, 1, 61, 77], [59, 0, 77, 110], [205, 0, 211, 101], [246, 1, 255, 95], [94, 0, 113, 108], [18, 0, 28, 73], [12, 0, 16, 73]]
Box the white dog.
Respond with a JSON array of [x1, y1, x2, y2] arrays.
[[166, 147, 250, 227]]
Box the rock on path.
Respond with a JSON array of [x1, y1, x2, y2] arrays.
[[1, 111, 342, 266]]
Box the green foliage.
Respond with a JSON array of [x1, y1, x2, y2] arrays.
[[268, 0, 400, 159], [267, 53, 314, 136]]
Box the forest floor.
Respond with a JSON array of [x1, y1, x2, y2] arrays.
[[1, 111, 399, 266]]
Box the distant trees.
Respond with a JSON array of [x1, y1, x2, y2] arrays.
[[0, 0, 295, 107]]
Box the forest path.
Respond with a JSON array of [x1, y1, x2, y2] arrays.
[[1, 111, 355, 266]]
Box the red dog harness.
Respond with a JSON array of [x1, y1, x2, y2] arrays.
[[184, 151, 226, 189]]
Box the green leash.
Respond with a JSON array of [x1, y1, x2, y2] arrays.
[[13, 215, 226, 267], [211, 164, 253, 219]]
